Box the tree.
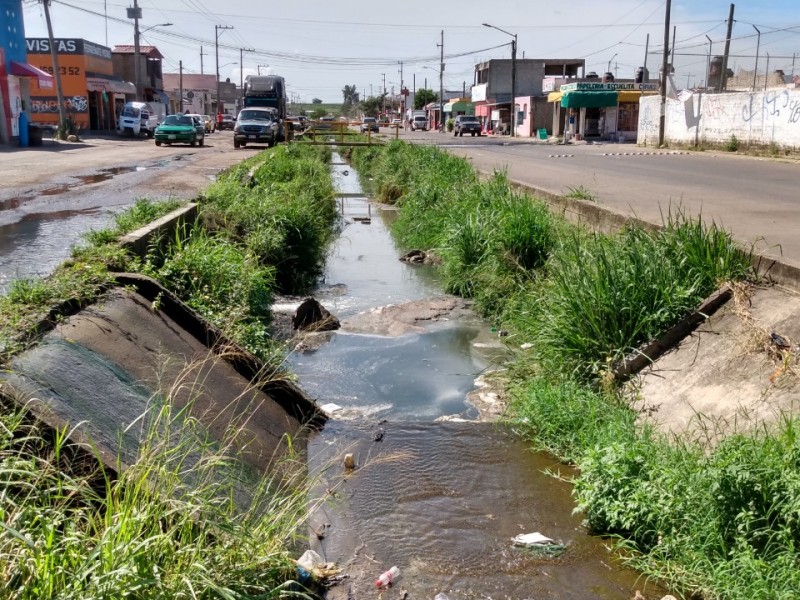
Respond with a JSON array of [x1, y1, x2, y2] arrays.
[[311, 98, 323, 104], [310, 108, 327, 120], [341, 84, 359, 117], [414, 88, 438, 110], [360, 94, 386, 118]]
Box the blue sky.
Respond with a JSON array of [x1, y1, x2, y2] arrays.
[[21, 1, 800, 102]]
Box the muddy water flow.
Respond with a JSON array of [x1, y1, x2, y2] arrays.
[[297, 155, 663, 599]]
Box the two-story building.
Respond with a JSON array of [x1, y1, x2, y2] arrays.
[[472, 58, 584, 135], [0, 0, 52, 143], [25, 38, 135, 130], [112, 45, 167, 105]]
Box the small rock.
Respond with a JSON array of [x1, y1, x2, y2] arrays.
[[373, 427, 385, 442], [66, 134, 79, 142], [292, 298, 340, 331], [400, 249, 427, 263], [344, 453, 355, 469]]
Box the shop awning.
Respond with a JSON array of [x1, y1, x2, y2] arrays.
[[617, 91, 643, 103], [561, 91, 618, 109], [86, 77, 136, 95], [547, 91, 562, 103], [9, 61, 53, 89]]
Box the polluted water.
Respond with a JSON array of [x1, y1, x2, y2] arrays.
[[293, 154, 667, 599]]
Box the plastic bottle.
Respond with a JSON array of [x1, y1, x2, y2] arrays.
[[374, 566, 400, 588]]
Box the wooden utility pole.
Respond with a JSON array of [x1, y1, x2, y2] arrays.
[[200, 46, 206, 74], [179, 60, 183, 113], [42, 0, 67, 136], [658, 0, 671, 147], [438, 30, 444, 132]]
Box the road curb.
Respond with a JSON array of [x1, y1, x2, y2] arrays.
[[490, 172, 800, 293], [118, 203, 198, 259]]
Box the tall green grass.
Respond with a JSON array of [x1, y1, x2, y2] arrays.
[[353, 140, 793, 599], [0, 378, 313, 598]]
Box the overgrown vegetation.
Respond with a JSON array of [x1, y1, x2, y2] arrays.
[[1, 144, 339, 597], [348, 141, 800, 600]]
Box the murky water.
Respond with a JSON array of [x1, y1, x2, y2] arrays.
[[0, 208, 114, 294], [298, 155, 664, 598]]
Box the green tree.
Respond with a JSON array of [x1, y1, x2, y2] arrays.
[[341, 84, 359, 117], [310, 108, 328, 120], [360, 95, 386, 118], [311, 98, 323, 104], [414, 88, 438, 110]]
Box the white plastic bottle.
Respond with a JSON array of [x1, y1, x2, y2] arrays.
[[374, 565, 400, 588]]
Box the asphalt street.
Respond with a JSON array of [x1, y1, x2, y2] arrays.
[[395, 127, 800, 266]]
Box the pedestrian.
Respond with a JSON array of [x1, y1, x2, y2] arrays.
[[216, 112, 224, 129]]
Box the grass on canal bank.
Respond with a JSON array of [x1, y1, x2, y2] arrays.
[[351, 140, 799, 600], [0, 144, 338, 597]]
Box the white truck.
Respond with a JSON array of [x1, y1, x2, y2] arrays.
[[118, 101, 164, 138], [406, 109, 428, 131]]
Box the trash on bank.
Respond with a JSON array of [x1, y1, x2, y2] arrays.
[[374, 565, 400, 588], [296, 549, 342, 581], [512, 532, 568, 558]]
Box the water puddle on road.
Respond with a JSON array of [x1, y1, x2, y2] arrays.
[[0, 208, 112, 294], [295, 155, 664, 598]]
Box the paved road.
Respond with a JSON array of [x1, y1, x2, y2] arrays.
[[0, 130, 254, 291], [393, 128, 800, 266]]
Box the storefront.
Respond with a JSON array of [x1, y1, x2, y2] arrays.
[[550, 81, 658, 141], [25, 38, 134, 130], [1, 0, 53, 143], [443, 99, 474, 123]]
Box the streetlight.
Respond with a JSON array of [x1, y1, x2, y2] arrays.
[[482, 22, 517, 137], [257, 64, 270, 76], [136, 22, 171, 100], [607, 53, 618, 75], [141, 22, 172, 34]]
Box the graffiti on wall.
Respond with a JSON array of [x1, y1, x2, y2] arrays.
[[30, 96, 89, 114], [742, 90, 791, 123], [639, 104, 657, 133]]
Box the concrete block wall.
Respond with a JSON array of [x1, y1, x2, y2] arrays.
[[638, 89, 800, 148]]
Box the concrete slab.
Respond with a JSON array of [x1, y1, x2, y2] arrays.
[[634, 283, 800, 439]]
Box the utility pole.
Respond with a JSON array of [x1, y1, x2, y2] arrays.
[[658, 0, 672, 147], [752, 25, 761, 91], [720, 3, 735, 90], [215, 24, 233, 116], [240, 47, 254, 91], [764, 52, 770, 91], [42, 0, 67, 135], [200, 46, 206, 74], [438, 30, 444, 132], [399, 61, 404, 115], [705, 35, 713, 89], [643, 33, 649, 82], [382, 72, 386, 115], [131, 0, 142, 100], [179, 60, 183, 113]]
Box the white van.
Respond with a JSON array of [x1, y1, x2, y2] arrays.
[[118, 101, 161, 138]]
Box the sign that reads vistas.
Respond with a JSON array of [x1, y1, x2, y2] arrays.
[[560, 82, 659, 92], [26, 38, 112, 61]]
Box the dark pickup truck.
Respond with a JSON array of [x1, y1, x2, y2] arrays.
[[453, 115, 482, 137]]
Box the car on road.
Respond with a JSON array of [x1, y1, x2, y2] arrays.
[[185, 114, 206, 138], [453, 115, 482, 137], [286, 116, 304, 132], [154, 114, 204, 147], [360, 117, 379, 133], [219, 114, 235, 130], [201, 115, 215, 132], [233, 107, 280, 148], [391, 118, 402, 127], [411, 115, 428, 131]]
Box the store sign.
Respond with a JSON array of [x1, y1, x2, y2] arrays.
[[472, 83, 487, 103], [26, 38, 111, 60], [560, 82, 659, 92]]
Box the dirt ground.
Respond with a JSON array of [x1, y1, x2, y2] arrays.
[[633, 282, 800, 440]]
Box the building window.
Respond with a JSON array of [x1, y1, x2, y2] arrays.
[[618, 102, 639, 131]]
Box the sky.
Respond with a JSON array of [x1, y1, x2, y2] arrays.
[[20, 0, 800, 102]]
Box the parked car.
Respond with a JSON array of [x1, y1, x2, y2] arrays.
[[219, 114, 235, 130], [233, 107, 280, 148], [360, 117, 379, 133], [154, 114, 204, 147], [286, 116, 304, 132], [391, 118, 402, 127], [202, 114, 215, 132], [453, 115, 482, 137], [186, 114, 206, 137], [411, 115, 428, 131]]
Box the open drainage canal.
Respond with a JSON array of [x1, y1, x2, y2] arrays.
[[293, 155, 664, 599]]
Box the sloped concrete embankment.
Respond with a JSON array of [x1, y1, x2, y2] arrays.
[[498, 177, 800, 437], [0, 206, 325, 479]]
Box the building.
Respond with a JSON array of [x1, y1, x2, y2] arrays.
[[25, 38, 134, 130], [112, 45, 166, 105], [472, 58, 584, 134], [162, 73, 216, 115], [0, 0, 52, 143], [549, 79, 660, 141]]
